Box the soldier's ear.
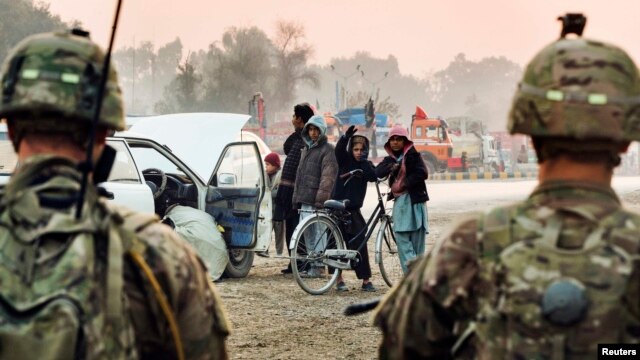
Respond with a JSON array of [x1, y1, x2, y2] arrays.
[[93, 128, 108, 146], [619, 142, 631, 154]]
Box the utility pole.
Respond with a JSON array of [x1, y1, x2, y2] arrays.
[[335, 80, 340, 110], [330, 64, 361, 111], [360, 70, 389, 96], [151, 51, 156, 111], [359, 69, 389, 160], [131, 36, 136, 114]]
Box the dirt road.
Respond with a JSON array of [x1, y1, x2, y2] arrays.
[[215, 188, 640, 359]]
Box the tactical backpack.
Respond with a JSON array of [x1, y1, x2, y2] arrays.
[[469, 206, 640, 359], [0, 205, 184, 359]]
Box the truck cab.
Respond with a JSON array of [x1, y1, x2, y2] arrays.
[[480, 135, 499, 169], [410, 117, 453, 174]]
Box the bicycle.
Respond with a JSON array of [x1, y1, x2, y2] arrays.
[[289, 169, 403, 295]]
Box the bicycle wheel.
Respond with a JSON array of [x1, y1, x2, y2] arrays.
[[291, 213, 345, 295], [376, 216, 403, 287]]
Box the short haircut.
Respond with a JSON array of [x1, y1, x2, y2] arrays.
[[294, 103, 314, 124], [7, 117, 102, 151], [531, 137, 622, 169]]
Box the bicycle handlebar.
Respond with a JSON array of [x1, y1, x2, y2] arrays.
[[341, 169, 363, 187], [339, 168, 363, 179], [340, 169, 388, 183]]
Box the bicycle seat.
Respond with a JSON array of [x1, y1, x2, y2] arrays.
[[324, 199, 349, 210]]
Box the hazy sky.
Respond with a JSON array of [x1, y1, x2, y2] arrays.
[[46, 0, 640, 76]]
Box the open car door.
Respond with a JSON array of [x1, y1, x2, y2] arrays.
[[101, 138, 155, 213], [206, 141, 271, 275]]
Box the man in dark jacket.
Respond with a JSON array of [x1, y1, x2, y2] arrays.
[[375, 125, 428, 273], [276, 103, 314, 273]]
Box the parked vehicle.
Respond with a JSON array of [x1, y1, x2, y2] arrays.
[[0, 124, 154, 211], [0, 113, 272, 278], [447, 132, 500, 173], [410, 113, 454, 174], [123, 113, 271, 278]]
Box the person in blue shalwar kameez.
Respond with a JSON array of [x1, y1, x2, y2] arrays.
[[375, 125, 429, 273]]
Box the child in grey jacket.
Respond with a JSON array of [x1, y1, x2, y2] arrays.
[[292, 115, 338, 277]]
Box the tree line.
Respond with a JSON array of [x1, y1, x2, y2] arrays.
[[1, 0, 523, 130]]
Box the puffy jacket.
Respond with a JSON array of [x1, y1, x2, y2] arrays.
[[292, 116, 338, 208]]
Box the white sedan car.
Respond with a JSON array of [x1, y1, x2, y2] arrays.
[[0, 124, 155, 213], [0, 113, 273, 278]]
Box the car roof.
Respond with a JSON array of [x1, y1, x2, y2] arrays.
[[239, 130, 271, 159], [0, 117, 268, 184], [127, 113, 251, 181]]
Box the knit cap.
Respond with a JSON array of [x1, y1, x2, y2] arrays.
[[264, 152, 281, 169]]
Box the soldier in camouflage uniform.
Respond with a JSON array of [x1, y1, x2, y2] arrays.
[[0, 30, 229, 359], [374, 16, 640, 359]]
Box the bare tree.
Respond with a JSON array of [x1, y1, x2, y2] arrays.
[[298, 52, 424, 120], [347, 89, 400, 119], [270, 21, 319, 115]]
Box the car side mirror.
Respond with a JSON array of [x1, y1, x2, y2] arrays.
[[218, 173, 236, 186]]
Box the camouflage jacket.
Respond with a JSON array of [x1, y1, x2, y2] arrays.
[[0, 155, 230, 359], [374, 180, 640, 359]]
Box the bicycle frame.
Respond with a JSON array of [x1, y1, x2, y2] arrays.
[[289, 175, 401, 294], [345, 179, 390, 255], [288, 179, 389, 259]]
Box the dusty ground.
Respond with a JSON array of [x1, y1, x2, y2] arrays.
[[214, 187, 640, 360]]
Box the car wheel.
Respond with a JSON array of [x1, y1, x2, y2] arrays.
[[223, 249, 255, 278]]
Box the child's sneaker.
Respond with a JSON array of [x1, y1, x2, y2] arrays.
[[361, 282, 377, 292], [336, 281, 348, 292]]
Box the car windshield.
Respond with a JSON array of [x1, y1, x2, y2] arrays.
[[128, 144, 187, 177]]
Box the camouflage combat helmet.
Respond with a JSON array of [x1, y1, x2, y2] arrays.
[[508, 37, 640, 145], [0, 29, 125, 132]]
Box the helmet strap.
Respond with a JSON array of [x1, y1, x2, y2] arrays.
[[2, 55, 25, 104], [78, 62, 101, 116]]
